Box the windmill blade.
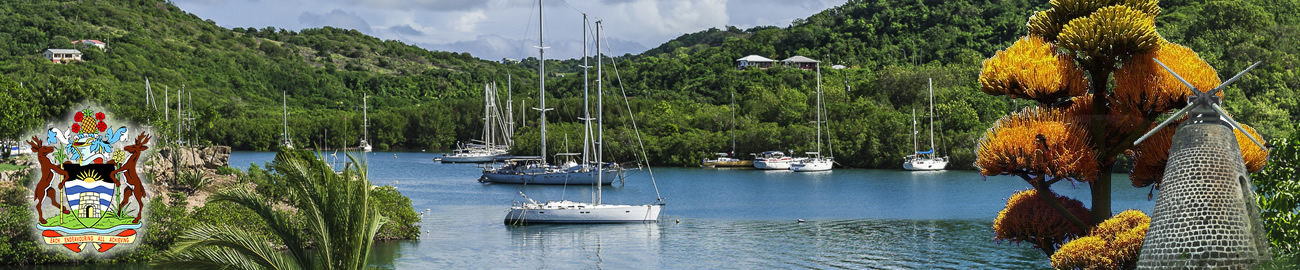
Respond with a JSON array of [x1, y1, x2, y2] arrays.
[[1210, 103, 1267, 149], [1133, 103, 1194, 146], [1153, 59, 1200, 94], [1208, 61, 1262, 95]]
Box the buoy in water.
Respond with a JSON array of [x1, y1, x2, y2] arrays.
[[675, 219, 681, 224]]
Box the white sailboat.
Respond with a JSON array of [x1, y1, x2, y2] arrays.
[[506, 19, 662, 224], [482, 10, 614, 185], [443, 83, 511, 163], [903, 78, 948, 171], [792, 63, 833, 172], [358, 93, 373, 152], [281, 90, 294, 150], [752, 150, 795, 170]]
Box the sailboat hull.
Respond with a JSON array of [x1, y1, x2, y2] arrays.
[[791, 159, 833, 172], [701, 159, 753, 167], [903, 159, 948, 171], [753, 159, 793, 170], [440, 155, 500, 163], [505, 203, 662, 224], [481, 171, 616, 185]]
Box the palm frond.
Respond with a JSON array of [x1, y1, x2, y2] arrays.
[[206, 188, 311, 269], [160, 149, 390, 270], [159, 224, 301, 270]]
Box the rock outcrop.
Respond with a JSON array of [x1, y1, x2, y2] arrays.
[[146, 146, 231, 182], [0, 158, 31, 183]]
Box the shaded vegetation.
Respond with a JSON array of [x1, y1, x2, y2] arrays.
[[1252, 124, 1300, 255]]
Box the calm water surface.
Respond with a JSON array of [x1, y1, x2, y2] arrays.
[[226, 151, 1156, 269]]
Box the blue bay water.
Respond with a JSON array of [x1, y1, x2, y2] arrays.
[[225, 151, 1157, 269]]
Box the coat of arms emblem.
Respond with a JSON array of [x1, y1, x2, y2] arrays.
[[27, 107, 149, 254]]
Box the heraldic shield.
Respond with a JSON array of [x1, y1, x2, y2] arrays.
[[27, 107, 150, 254]]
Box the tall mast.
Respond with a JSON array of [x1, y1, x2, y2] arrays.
[[145, 78, 155, 110], [595, 20, 603, 205], [928, 78, 935, 157], [506, 73, 514, 146], [165, 85, 169, 122], [284, 90, 289, 147], [581, 14, 591, 163], [535, 0, 552, 164], [730, 91, 736, 155], [815, 63, 823, 154], [362, 93, 368, 143], [493, 82, 504, 147], [484, 83, 492, 147], [177, 85, 182, 146], [187, 88, 193, 145], [912, 108, 917, 156]]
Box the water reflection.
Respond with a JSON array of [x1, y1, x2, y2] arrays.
[[659, 218, 1048, 269], [365, 238, 408, 269], [507, 223, 661, 269], [227, 152, 1145, 269]]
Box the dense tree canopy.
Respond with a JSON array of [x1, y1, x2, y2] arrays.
[[0, 0, 1296, 170]]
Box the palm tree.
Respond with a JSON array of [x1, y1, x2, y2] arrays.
[[158, 150, 387, 270]]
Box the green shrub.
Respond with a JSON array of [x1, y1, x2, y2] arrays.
[[190, 201, 278, 243], [0, 185, 24, 205], [244, 163, 289, 202], [110, 193, 192, 263], [370, 185, 422, 240], [1253, 125, 1300, 255], [215, 166, 238, 176], [0, 185, 69, 265], [174, 169, 212, 195]]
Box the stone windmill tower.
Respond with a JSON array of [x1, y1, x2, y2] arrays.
[[1135, 61, 1271, 268]]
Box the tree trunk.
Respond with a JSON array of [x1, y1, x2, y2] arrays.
[[1091, 163, 1113, 225], [1086, 69, 1114, 226]]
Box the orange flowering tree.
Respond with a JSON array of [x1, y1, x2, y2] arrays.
[[976, 0, 1270, 266]]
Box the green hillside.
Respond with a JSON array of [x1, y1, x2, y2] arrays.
[[0, 0, 535, 151], [1, 0, 1297, 169]]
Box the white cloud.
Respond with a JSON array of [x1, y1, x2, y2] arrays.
[[171, 0, 848, 61], [454, 11, 489, 32], [328, 0, 487, 11], [172, 0, 233, 5]]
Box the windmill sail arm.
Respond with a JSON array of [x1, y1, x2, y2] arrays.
[[1211, 103, 1266, 149]]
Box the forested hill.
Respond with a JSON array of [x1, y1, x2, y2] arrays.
[[1, 0, 1298, 169], [0, 0, 544, 151], [578, 0, 1300, 168]]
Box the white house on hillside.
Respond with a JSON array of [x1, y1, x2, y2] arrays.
[[72, 39, 107, 50], [781, 55, 820, 70], [736, 55, 775, 70], [43, 49, 83, 63]]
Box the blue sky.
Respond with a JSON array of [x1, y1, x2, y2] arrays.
[[172, 0, 845, 61]]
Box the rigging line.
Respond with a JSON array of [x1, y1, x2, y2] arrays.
[[558, 0, 586, 15], [601, 26, 662, 203], [516, 0, 539, 59]]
